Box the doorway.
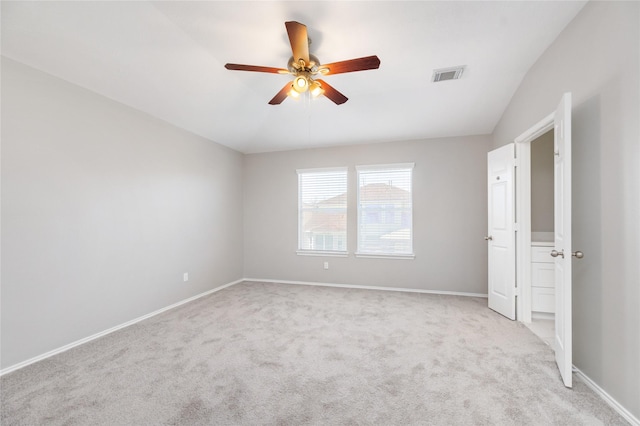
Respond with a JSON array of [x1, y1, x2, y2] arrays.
[[488, 92, 574, 387], [525, 129, 555, 346], [514, 93, 574, 388], [514, 116, 555, 325]]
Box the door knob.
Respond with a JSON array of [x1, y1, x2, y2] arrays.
[[572, 251, 584, 259], [484, 236, 493, 241], [550, 249, 564, 258]]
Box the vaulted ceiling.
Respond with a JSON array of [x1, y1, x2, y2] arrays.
[[2, 1, 586, 153]]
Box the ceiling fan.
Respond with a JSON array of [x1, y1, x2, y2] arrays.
[[224, 21, 380, 105]]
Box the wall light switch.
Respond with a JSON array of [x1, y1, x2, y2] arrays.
[[324, 262, 329, 270], [183, 273, 189, 282]]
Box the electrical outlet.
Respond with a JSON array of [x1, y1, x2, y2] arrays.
[[183, 272, 189, 282], [324, 262, 329, 270]]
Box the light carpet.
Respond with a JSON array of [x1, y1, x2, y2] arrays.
[[1, 281, 627, 425]]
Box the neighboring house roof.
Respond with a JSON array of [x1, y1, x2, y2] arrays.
[[303, 211, 346, 233], [357, 183, 410, 203], [302, 183, 409, 234], [317, 192, 346, 206], [316, 183, 409, 206]]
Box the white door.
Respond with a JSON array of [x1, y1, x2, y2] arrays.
[[553, 93, 573, 388], [487, 144, 516, 320]]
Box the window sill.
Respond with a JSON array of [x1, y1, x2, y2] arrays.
[[355, 252, 415, 260], [296, 250, 349, 257]]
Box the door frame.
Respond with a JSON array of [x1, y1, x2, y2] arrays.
[[514, 112, 555, 324]]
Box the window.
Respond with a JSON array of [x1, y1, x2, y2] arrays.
[[356, 163, 414, 258], [297, 168, 348, 255]]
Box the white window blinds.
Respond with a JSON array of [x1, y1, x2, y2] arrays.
[[297, 168, 348, 254], [356, 163, 414, 257]]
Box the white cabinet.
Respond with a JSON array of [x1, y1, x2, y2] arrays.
[[531, 241, 555, 313]]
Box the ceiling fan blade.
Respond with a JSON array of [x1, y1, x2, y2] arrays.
[[320, 55, 381, 75], [285, 21, 310, 65], [225, 63, 288, 74], [268, 82, 292, 105], [316, 79, 348, 105]]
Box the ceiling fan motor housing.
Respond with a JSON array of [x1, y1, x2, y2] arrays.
[[288, 54, 320, 73]]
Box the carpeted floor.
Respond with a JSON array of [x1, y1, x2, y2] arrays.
[[1, 281, 627, 425]]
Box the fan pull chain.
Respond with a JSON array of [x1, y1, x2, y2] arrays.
[[306, 91, 312, 141]]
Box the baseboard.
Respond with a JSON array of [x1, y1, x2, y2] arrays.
[[573, 366, 640, 426], [0, 278, 243, 377], [244, 277, 488, 298]]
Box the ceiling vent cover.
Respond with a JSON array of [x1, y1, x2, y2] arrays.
[[432, 66, 465, 82]]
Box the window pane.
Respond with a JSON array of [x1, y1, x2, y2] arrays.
[[298, 169, 347, 253], [357, 165, 413, 255]]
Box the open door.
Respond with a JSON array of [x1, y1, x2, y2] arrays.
[[487, 144, 516, 320], [552, 93, 573, 388]]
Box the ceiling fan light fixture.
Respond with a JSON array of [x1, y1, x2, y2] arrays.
[[309, 80, 324, 97], [293, 75, 309, 92], [288, 86, 301, 99]]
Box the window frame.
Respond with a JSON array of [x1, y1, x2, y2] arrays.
[[355, 163, 415, 259], [296, 167, 349, 257]]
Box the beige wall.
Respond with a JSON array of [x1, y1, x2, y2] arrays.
[[531, 130, 554, 233], [491, 1, 639, 418], [1, 59, 244, 369], [244, 136, 490, 294]]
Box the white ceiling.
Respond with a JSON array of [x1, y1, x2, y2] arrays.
[[2, 1, 586, 154]]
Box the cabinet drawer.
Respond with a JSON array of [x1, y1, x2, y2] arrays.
[[532, 263, 555, 288], [532, 246, 553, 263], [532, 287, 555, 313]]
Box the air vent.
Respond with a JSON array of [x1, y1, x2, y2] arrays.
[[432, 66, 465, 82]]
